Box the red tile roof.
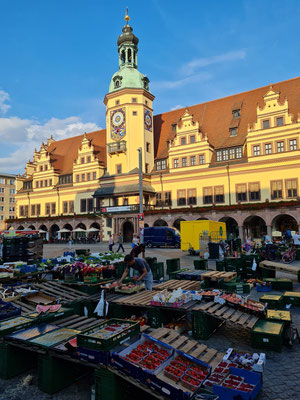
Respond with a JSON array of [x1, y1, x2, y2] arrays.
[[153, 76, 300, 158]]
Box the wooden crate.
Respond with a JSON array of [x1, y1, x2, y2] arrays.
[[200, 271, 237, 282], [153, 279, 201, 291]]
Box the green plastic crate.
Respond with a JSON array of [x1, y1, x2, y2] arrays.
[[261, 268, 276, 279], [251, 320, 284, 352], [147, 307, 170, 328], [115, 261, 127, 279], [95, 367, 122, 400], [194, 259, 208, 270], [192, 311, 222, 340], [168, 268, 190, 280], [264, 278, 293, 291], [145, 257, 157, 268], [151, 262, 164, 280], [38, 353, 89, 394], [0, 342, 37, 379], [260, 294, 284, 309], [166, 258, 180, 274], [77, 319, 140, 351], [216, 260, 225, 271], [283, 291, 300, 306]]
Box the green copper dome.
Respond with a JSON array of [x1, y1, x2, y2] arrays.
[[108, 19, 151, 94]]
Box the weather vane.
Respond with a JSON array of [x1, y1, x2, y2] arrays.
[[125, 7, 130, 24]]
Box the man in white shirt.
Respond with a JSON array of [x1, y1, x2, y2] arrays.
[[293, 231, 300, 247]]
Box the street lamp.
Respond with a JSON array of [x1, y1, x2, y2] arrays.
[[138, 148, 144, 243]]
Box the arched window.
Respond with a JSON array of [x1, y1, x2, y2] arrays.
[[121, 50, 125, 64], [115, 80, 120, 88], [128, 49, 132, 63]]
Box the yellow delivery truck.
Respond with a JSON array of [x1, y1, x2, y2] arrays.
[[180, 220, 226, 254]]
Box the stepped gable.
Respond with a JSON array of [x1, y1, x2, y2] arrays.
[[47, 129, 107, 174], [153, 76, 300, 160]]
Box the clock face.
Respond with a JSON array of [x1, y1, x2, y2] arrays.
[[113, 111, 124, 127], [110, 108, 126, 141], [144, 110, 152, 131]]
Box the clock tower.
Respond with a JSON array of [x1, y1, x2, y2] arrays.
[[104, 11, 155, 176]]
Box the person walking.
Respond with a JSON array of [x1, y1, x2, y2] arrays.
[[108, 234, 114, 252], [116, 232, 125, 253], [119, 254, 153, 291]]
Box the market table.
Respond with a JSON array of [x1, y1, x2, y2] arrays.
[[259, 260, 300, 281]]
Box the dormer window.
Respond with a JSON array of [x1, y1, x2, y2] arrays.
[[142, 77, 149, 90], [172, 124, 177, 132], [113, 75, 123, 89], [277, 117, 283, 127], [115, 80, 120, 88], [181, 137, 186, 145], [230, 128, 237, 137], [232, 109, 240, 118]]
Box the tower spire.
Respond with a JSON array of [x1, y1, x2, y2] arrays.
[[125, 7, 130, 24]]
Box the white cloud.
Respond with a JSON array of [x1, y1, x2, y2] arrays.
[[0, 115, 101, 173], [151, 72, 212, 90], [181, 50, 246, 76], [0, 90, 11, 115], [171, 104, 184, 111]]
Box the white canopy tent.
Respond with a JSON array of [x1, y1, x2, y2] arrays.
[[87, 227, 99, 232]]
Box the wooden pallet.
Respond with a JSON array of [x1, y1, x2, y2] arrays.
[[200, 271, 237, 282], [149, 328, 224, 368], [153, 280, 201, 291], [111, 291, 154, 306], [192, 302, 258, 329], [259, 260, 300, 276]]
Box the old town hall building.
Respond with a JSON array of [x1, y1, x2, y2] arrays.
[[9, 15, 300, 243]]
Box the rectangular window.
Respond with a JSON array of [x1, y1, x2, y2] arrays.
[[203, 187, 213, 204], [190, 135, 195, 144], [115, 100, 120, 105], [156, 192, 162, 206], [214, 186, 224, 203], [0, 178, 4, 184], [199, 154, 205, 164], [249, 182, 260, 201], [107, 217, 112, 228], [145, 163, 149, 173], [132, 111, 137, 116], [81, 173, 85, 181], [263, 120, 270, 129], [236, 184, 247, 201], [123, 198, 128, 206], [265, 143, 272, 154], [46, 203, 50, 214], [229, 128, 237, 137], [9, 179, 15, 185], [271, 180, 283, 199], [286, 179, 298, 198], [80, 199, 87, 212], [40, 166, 43, 172], [93, 171, 97, 180], [277, 141, 284, 153], [49, 179, 52, 186], [31, 205, 36, 216], [51, 203, 56, 214], [232, 109, 240, 118], [113, 198, 119, 206], [0, 188, 3, 193], [277, 117, 283, 126], [36, 204, 40, 216], [187, 189, 196, 205], [132, 97, 137, 102], [76, 175, 80, 183], [44, 180, 48, 187], [161, 159, 167, 169], [253, 145, 260, 156], [116, 164, 122, 174], [222, 149, 229, 160], [45, 165, 48, 171], [236, 147, 242, 158], [87, 198, 93, 212], [182, 157, 187, 167], [87, 173, 91, 181], [174, 159, 179, 168], [87, 156, 91, 163], [146, 142, 150, 152], [9, 206, 15, 212], [165, 191, 172, 206], [20, 206, 24, 216], [156, 160, 161, 170], [229, 148, 235, 159], [0, 206, 3, 211], [9, 198, 14, 203], [216, 151, 222, 162], [0, 216, 3, 221], [289, 139, 297, 151], [181, 137, 186, 145], [0, 197, 4, 202], [24, 205, 28, 216], [63, 201, 68, 213], [40, 180, 43, 188], [177, 189, 186, 206], [81, 157, 85, 164], [190, 156, 196, 166], [69, 201, 74, 213], [10, 189, 15, 194]]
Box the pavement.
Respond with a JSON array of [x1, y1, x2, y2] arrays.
[[0, 244, 299, 400]]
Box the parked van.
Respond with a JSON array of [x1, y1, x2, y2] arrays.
[[144, 227, 181, 248]]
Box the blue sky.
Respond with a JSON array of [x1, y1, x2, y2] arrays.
[[0, 0, 299, 173]]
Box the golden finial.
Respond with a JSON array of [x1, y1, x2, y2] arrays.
[[125, 7, 130, 24]]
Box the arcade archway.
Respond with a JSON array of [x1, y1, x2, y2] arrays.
[[123, 221, 134, 242], [243, 216, 267, 240], [153, 219, 168, 227]]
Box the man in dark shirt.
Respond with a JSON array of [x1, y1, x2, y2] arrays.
[[130, 243, 145, 258], [119, 254, 153, 290]]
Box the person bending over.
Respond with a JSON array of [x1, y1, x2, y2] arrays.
[[119, 254, 153, 290]]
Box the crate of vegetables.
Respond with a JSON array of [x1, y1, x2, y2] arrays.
[[0, 300, 21, 321], [77, 318, 140, 351], [147, 350, 211, 400], [115, 283, 145, 294], [212, 367, 262, 400], [111, 333, 173, 383]]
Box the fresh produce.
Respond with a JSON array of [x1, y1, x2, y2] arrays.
[[164, 365, 184, 382]]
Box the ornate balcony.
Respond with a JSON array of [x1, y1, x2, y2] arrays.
[[107, 140, 126, 154]]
